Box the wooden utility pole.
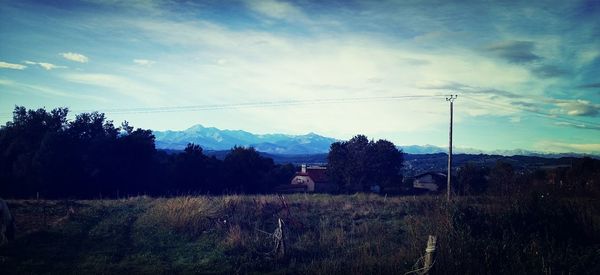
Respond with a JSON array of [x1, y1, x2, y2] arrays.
[[446, 95, 457, 202]]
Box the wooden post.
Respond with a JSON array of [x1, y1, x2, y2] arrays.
[[274, 218, 285, 259], [423, 235, 437, 274]]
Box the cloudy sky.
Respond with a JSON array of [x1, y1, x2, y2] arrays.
[[1, 0, 599, 153]]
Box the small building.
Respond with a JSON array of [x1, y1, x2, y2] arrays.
[[413, 172, 447, 192], [287, 164, 334, 192]]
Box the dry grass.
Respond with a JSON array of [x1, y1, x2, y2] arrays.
[[137, 196, 223, 236], [1, 194, 599, 274], [223, 224, 246, 249]]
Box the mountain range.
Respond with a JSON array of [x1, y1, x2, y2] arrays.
[[154, 124, 336, 155], [153, 124, 594, 158]]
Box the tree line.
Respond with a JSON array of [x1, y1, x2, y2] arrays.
[[3, 106, 596, 199], [453, 157, 600, 198], [0, 106, 297, 198], [0, 106, 406, 198]]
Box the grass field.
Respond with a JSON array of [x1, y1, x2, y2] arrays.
[[1, 194, 599, 274]]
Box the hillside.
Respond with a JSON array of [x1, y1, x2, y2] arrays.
[[1, 195, 599, 274]]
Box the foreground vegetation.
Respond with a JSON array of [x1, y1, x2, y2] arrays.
[[1, 193, 599, 274]]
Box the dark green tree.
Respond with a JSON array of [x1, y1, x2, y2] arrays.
[[263, 163, 296, 191], [0, 106, 160, 198], [0, 106, 70, 197], [370, 139, 404, 189], [223, 146, 274, 193], [488, 161, 515, 196], [327, 135, 403, 192], [456, 163, 488, 195], [113, 127, 157, 195], [172, 143, 223, 194], [565, 157, 600, 196]]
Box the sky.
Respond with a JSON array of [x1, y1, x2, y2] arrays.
[[1, 0, 599, 154]]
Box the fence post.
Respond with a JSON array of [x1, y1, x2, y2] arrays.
[[274, 218, 285, 259], [423, 235, 437, 274]]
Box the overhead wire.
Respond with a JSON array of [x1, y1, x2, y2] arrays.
[[76, 95, 443, 114], [1, 93, 598, 130], [0, 94, 443, 117]]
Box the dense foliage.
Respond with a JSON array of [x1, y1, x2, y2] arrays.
[[0, 106, 294, 198], [327, 135, 404, 192]]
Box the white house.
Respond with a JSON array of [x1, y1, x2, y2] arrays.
[[289, 164, 327, 192], [286, 164, 334, 192]]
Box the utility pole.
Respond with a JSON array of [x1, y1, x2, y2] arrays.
[[446, 95, 457, 202]]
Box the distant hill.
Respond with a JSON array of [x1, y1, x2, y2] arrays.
[[402, 153, 586, 177], [400, 145, 595, 158], [153, 124, 597, 158]]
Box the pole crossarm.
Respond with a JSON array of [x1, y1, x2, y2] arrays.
[[446, 95, 457, 102]]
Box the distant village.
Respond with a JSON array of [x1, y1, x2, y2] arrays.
[[277, 158, 580, 195], [277, 164, 447, 194]]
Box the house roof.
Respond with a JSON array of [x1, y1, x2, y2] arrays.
[[295, 168, 329, 183], [413, 172, 447, 190], [414, 172, 447, 184], [415, 172, 447, 179]]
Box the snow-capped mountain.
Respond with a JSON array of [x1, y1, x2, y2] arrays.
[[153, 124, 337, 155]]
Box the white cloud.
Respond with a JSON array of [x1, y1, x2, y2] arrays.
[[216, 59, 227, 65], [552, 99, 599, 117], [24, 60, 67, 70], [0, 61, 26, 70], [82, 0, 163, 15], [63, 73, 121, 86], [118, 16, 561, 139], [535, 141, 600, 154], [62, 73, 163, 104], [32, 6, 592, 146], [39, 62, 63, 70], [133, 59, 155, 66], [60, 52, 89, 63], [246, 0, 305, 21], [554, 122, 600, 131], [575, 47, 600, 68], [0, 78, 106, 101]]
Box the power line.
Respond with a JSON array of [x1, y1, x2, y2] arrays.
[[2, 94, 597, 130], [0, 95, 442, 116], [93, 95, 443, 114]]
